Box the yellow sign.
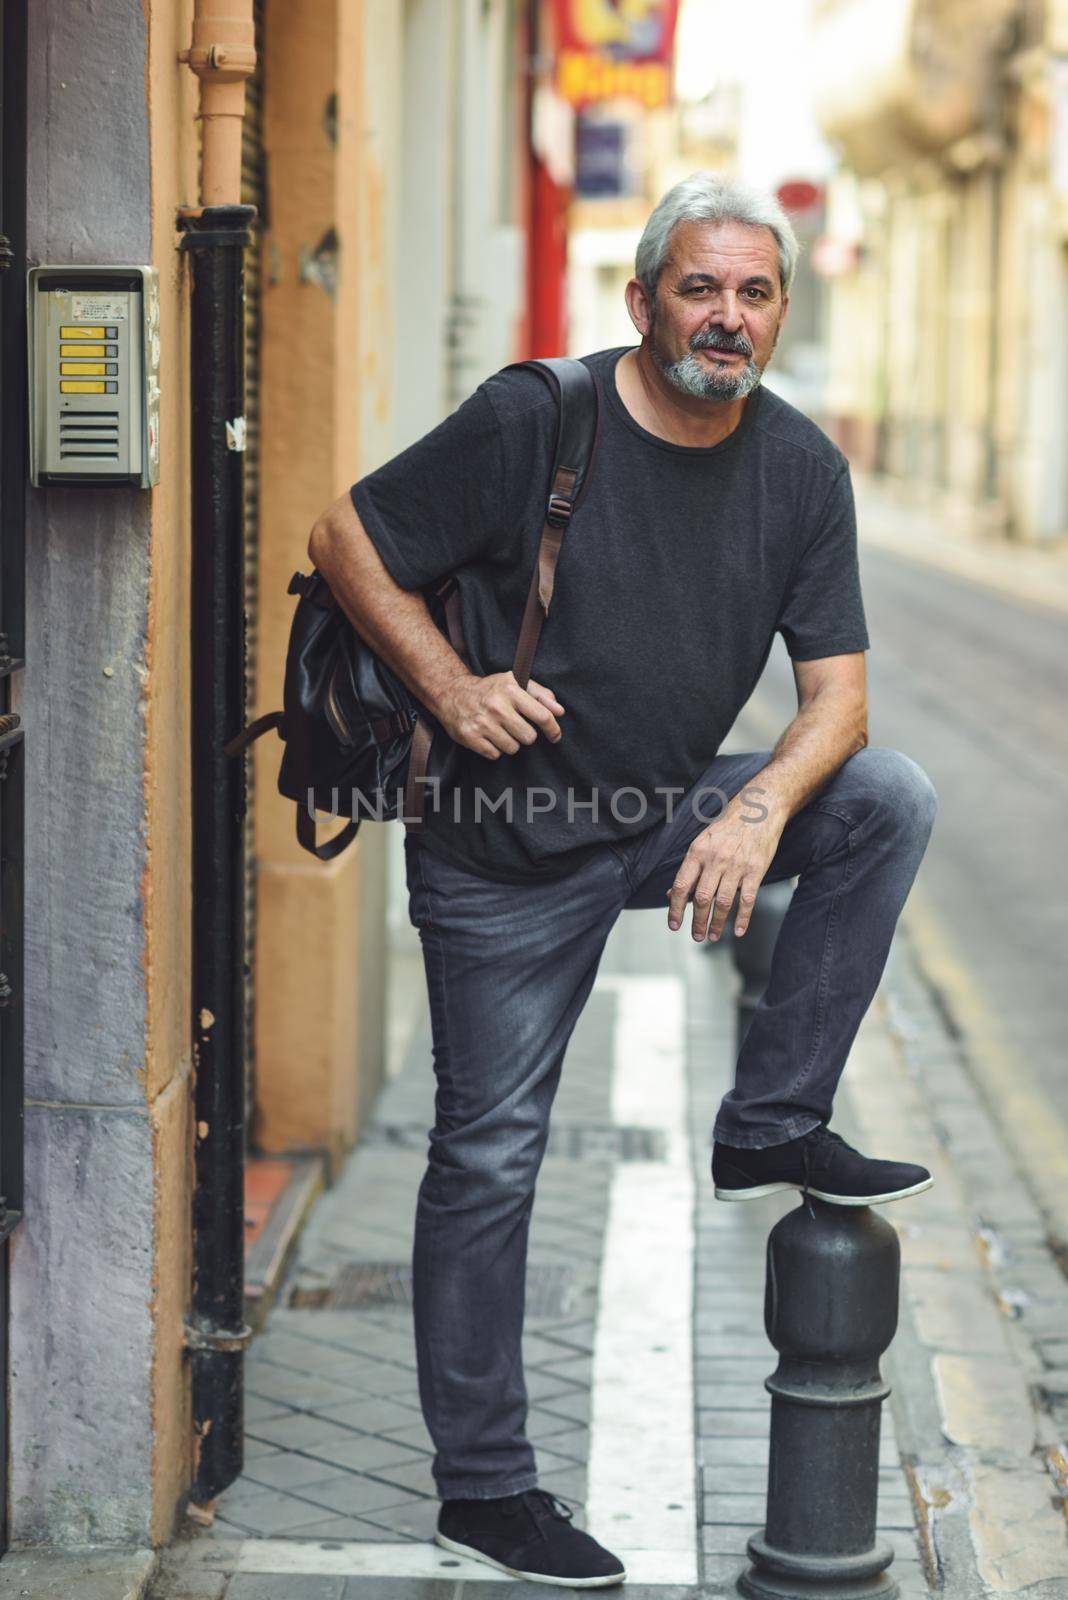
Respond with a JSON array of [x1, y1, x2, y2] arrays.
[[557, 48, 671, 110]]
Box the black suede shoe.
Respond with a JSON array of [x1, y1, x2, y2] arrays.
[[436, 1488, 626, 1587], [713, 1123, 933, 1206]]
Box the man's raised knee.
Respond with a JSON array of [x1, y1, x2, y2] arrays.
[[856, 746, 938, 836]]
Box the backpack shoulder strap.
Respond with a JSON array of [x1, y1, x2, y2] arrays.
[[501, 357, 600, 690], [403, 357, 599, 836]]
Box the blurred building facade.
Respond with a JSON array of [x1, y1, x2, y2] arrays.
[[2, 0, 543, 1557], [812, 0, 1068, 545]]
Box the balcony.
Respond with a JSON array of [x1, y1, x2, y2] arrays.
[[811, 0, 1019, 175]]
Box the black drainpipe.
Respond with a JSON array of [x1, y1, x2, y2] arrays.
[[177, 202, 257, 1505]]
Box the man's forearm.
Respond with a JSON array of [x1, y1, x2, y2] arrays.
[[309, 508, 476, 721], [746, 689, 867, 829]]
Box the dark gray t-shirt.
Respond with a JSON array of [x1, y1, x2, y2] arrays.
[[350, 345, 869, 884]]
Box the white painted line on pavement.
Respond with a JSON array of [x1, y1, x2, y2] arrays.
[[232, 1540, 488, 1578], [585, 973, 699, 1587], [230, 1537, 700, 1583]]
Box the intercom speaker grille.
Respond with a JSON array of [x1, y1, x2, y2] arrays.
[[59, 411, 120, 459]]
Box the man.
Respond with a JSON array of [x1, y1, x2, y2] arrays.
[[309, 172, 938, 1589]]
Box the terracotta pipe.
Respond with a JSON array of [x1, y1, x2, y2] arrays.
[[179, 0, 257, 208]]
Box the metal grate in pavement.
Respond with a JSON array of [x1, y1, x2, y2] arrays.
[[291, 1260, 577, 1315], [362, 1122, 666, 1162]]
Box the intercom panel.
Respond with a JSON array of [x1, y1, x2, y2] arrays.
[[28, 265, 160, 488]]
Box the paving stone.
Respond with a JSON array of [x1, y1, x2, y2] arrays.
[[694, 1356, 774, 1375], [277, 1473, 424, 1518], [462, 1589, 614, 1600], [296, 1433, 427, 1475], [253, 1331, 350, 1370], [314, 1365, 421, 1400], [530, 1425, 588, 1461], [272, 1349, 402, 1386], [876, 1498, 919, 1526], [339, 1579, 465, 1599], [701, 1464, 771, 1494], [319, 1328, 419, 1364], [532, 1443, 588, 1475], [695, 1383, 771, 1410], [882, 1529, 927, 1561], [246, 1414, 369, 1453], [212, 1486, 349, 1536], [378, 1420, 435, 1454], [522, 1333, 581, 1366], [359, 1457, 439, 1498], [534, 1320, 597, 1354], [243, 1451, 367, 1494], [242, 1436, 285, 1461], [533, 1354, 593, 1385], [702, 1492, 770, 1525], [152, 1570, 228, 1600], [535, 1466, 587, 1503], [271, 1308, 403, 1345], [526, 1406, 585, 1442], [530, 1390, 591, 1425], [315, 1396, 424, 1433], [279, 1515, 412, 1541], [696, 1408, 770, 1438], [524, 1369, 586, 1403], [356, 1496, 442, 1540], [696, 1313, 774, 1341], [245, 1367, 369, 1411], [699, 1553, 753, 1589], [215, 1475, 307, 1513], [482, 1590, 700, 1600], [225, 1577, 346, 1599], [701, 1489, 915, 1533], [695, 1285, 768, 1305], [701, 1521, 759, 1555], [210, 1513, 262, 1538], [244, 1393, 298, 1424], [700, 1437, 769, 1466]]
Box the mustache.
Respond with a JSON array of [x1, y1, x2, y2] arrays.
[[689, 331, 753, 359]]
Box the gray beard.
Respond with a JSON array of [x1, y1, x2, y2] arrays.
[[650, 342, 764, 402]]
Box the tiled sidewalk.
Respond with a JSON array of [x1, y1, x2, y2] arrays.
[[154, 906, 931, 1599]]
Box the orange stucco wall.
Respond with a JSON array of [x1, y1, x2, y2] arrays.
[[251, 0, 390, 1165]]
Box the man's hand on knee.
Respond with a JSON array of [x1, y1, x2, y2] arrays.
[[666, 797, 784, 942]]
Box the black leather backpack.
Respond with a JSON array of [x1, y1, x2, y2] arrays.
[[223, 357, 601, 860]]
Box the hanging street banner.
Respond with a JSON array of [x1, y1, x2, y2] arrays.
[[553, 0, 681, 111]]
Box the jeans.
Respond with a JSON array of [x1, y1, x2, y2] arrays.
[[402, 745, 938, 1499]]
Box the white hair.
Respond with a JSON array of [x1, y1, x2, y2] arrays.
[[636, 171, 801, 301]]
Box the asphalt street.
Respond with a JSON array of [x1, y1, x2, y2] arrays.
[[734, 535, 1068, 1233]]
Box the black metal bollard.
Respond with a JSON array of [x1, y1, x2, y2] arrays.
[[738, 1198, 901, 1600], [730, 879, 794, 1055]]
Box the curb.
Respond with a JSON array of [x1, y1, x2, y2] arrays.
[[0, 1545, 158, 1599], [836, 921, 1068, 1598], [854, 476, 1068, 618], [244, 1155, 328, 1335]]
